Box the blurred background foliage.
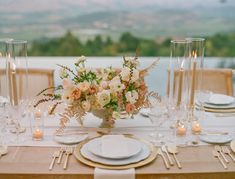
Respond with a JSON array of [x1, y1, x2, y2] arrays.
[[29, 31, 235, 57]]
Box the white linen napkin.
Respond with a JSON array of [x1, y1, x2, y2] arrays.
[[101, 135, 128, 158], [94, 168, 135, 179]]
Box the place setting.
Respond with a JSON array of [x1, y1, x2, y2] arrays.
[[73, 134, 158, 170]]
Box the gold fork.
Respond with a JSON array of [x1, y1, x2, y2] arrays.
[[63, 147, 74, 170], [49, 151, 60, 170], [222, 146, 235, 162], [57, 147, 66, 164], [215, 145, 229, 163], [212, 150, 227, 169]]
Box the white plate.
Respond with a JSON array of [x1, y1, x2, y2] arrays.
[[199, 134, 233, 144], [230, 140, 235, 153], [54, 134, 88, 145], [199, 102, 235, 109], [87, 137, 142, 159], [207, 94, 235, 105], [81, 141, 150, 165]]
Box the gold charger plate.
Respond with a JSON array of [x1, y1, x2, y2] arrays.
[[74, 136, 157, 170], [196, 104, 235, 113], [203, 107, 235, 113]]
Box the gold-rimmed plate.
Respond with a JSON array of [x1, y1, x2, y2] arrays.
[[73, 136, 157, 170], [203, 107, 235, 113]]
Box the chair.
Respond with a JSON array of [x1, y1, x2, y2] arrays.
[[0, 68, 54, 99], [172, 68, 234, 96]]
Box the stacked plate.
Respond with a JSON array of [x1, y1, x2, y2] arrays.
[[197, 93, 235, 113], [74, 135, 156, 169]]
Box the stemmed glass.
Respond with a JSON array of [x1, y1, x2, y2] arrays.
[[6, 40, 28, 143], [148, 95, 168, 146]]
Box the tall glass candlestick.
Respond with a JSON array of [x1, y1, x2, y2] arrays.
[[170, 40, 191, 108], [186, 38, 205, 121], [6, 40, 28, 143]]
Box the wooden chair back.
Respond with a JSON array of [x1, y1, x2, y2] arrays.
[[172, 68, 233, 96], [0, 68, 54, 99]]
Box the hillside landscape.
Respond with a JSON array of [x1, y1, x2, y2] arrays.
[[0, 0, 235, 42]]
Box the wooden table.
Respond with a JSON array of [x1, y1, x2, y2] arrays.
[[0, 145, 234, 179]]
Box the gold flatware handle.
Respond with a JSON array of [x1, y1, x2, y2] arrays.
[[159, 153, 170, 169], [228, 152, 235, 162], [218, 156, 227, 169], [63, 154, 69, 170], [165, 151, 174, 166], [49, 157, 56, 171], [220, 151, 229, 163], [173, 153, 182, 169], [57, 151, 63, 164]]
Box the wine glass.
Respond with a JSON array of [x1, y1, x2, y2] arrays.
[[6, 40, 28, 143], [148, 96, 168, 146]]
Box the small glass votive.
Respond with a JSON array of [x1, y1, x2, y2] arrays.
[[177, 124, 186, 136], [31, 109, 44, 141], [191, 121, 202, 134]]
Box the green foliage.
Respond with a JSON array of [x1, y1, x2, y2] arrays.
[[28, 31, 235, 57]]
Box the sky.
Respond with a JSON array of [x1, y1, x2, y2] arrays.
[[0, 0, 234, 13]]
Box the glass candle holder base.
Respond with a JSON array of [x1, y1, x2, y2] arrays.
[[32, 128, 44, 141]]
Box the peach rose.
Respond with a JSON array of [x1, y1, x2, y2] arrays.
[[71, 88, 81, 100], [125, 103, 136, 113], [78, 81, 90, 92], [89, 86, 97, 94]]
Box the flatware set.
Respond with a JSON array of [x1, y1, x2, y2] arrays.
[[157, 144, 182, 169], [49, 147, 74, 171], [212, 145, 235, 169]]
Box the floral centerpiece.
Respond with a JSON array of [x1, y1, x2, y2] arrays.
[[35, 55, 157, 130]]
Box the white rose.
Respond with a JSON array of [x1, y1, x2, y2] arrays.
[[62, 78, 73, 90], [125, 90, 139, 104], [100, 81, 109, 89], [120, 67, 130, 82], [76, 55, 86, 64], [62, 89, 74, 104], [109, 77, 125, 92], [97, 90, 111, 107], [78, 67, 86, 73], [131, 69, 139, 82], [82, 100, 91, 112]]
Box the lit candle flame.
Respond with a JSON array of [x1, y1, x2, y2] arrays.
[[192, 50, 197, 58], [181, 60, 185, 68], [12, 62, 16, 71]]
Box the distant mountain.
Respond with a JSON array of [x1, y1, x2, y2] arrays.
[[0, 0, 235, 41]]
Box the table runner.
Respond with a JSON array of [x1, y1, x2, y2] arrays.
[[3, 112, 235, 147]]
